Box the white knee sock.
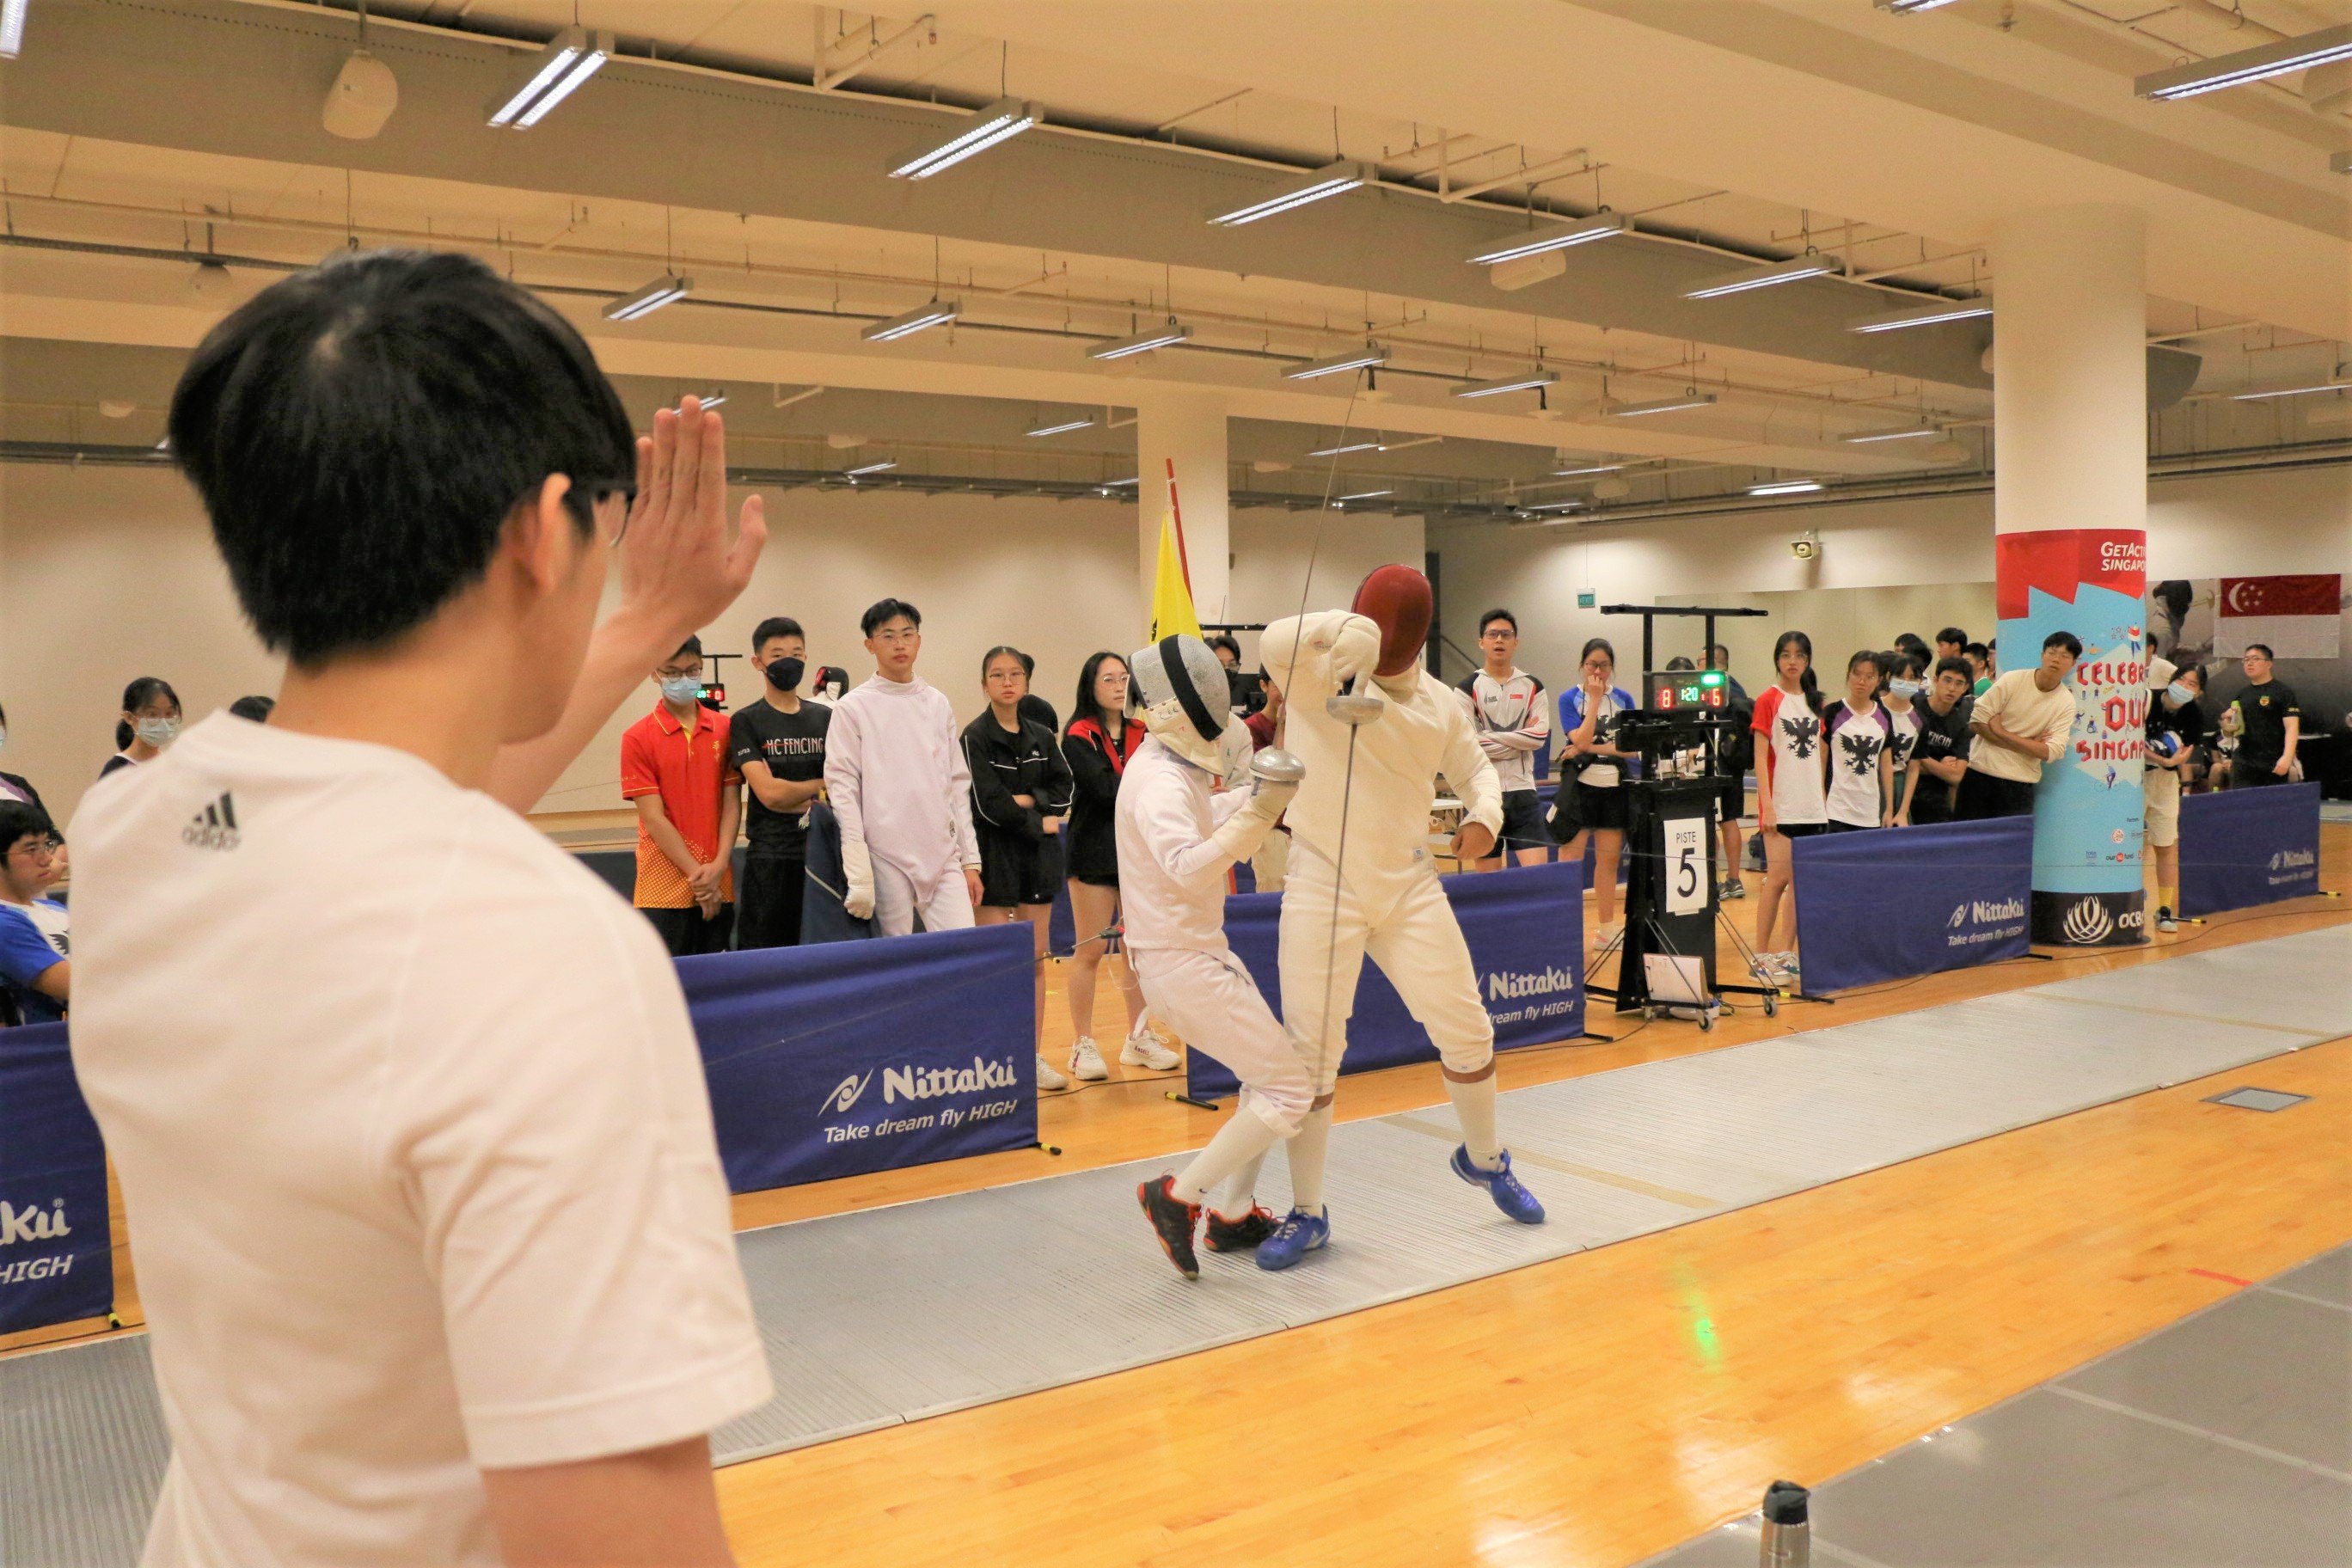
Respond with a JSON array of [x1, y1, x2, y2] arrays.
[[1284, 1105, 1334, 1215], [1447, 1073, 1503, 1169], [1214, 1151, 1269, 1220], [1172, 1113, 1283, 1210]]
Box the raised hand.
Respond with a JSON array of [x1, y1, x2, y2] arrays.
[[614, 396, 768, 650]]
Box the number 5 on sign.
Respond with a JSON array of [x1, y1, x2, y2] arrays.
[[1663, 817, 1707, 916]]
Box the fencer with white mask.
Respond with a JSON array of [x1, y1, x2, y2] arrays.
[[1120, 634, 1313, 1278], [1255, 565, 1545, 1271]]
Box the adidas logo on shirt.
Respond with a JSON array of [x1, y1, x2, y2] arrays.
[[182, 792, 242, 852]]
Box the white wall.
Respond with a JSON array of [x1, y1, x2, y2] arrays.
[[0, 462, 1423, 824], [1437, 464, 2352, 712]]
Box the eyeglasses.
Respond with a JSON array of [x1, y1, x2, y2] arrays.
[[7, 837, 61, 863]]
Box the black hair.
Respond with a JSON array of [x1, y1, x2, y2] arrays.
[[1070, 651, 1130, 732], [1772, 630, 1822, 716], [861, 597, 921, 638], [168, 249, 635, 667], [117, 676, 181, 750], [1936, 626, 1968, 648], [1932, 655, 1972, 683], [2151, 582, 2192, 625], [2042, 630, 2083, 658], [0, 800, 54, 858], [1479, 608, 1518, 636], [1706, 643, 1731, 666], [227, 695, 276, 723], [2173, 663, 2206, 687], [1962, 641, 1989, 662], [1665, 655, 1696, 671], [1578, 637, 1616, 669], [981, 645, 1033, 682], [2243, 641, 2275, 660], [1888, 650, 1926, 680], [1205, 634, 1242, 660], [1894, 633, 1930, 661], [1848, 649, 1889, 693], [751, 616, 804, 651], [668, 635, 702, 662]]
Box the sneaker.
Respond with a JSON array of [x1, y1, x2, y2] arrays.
[[1718, 876, 1747, 900], [1591, 919, 1625, 946], [1035, 1055, 1069, 1092], [1449, 1145, 1547, 1224], [2158, 906, 2178, 934], [1119, 1021, 1181, 1071], [1204, 1205, 1280, 1252], [1136, 1176, 1201, 1280], [1069, 1037, 1109, 1081], [1752, 952, 1792, 983], [1254, 1208, 1331, 1271]]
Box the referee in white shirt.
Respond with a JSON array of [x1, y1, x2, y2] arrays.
[[70, 250, 771, 1567]]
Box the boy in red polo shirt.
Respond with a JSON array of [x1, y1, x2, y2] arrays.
[[622, 634, 742, 955]]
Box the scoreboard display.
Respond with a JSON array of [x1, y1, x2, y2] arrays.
[[1646, 668, 1729, 714]]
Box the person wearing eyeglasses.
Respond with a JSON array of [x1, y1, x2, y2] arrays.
[[621, 634, 741, 956], [0, 801, 70, 1026]]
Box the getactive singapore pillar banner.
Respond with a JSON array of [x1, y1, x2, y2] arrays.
[[1997, 527, 2149, 946]]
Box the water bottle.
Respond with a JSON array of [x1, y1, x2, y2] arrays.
[[1759, 1479, 1809, 1568]]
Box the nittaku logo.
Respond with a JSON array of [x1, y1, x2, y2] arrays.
[[883, 1057, 1019, 1105], [820, 1071, 873, 1115], [2270, 848, 2315, 872], [1951, 897, 2025, 928], [1487, 965, 1579, 1001], [0, 1198, 70, 1246], [2061, 897, 2114, 945]]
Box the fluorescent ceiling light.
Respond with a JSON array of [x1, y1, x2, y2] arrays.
[[843, 460, 897, 476], [2136, 24, 2352, 101], [1454, 368, 1559, 400], [861, 301, 959, 343], [1210, 161, 1371, 227], [1465, 213, 1628, 266], [1749, 480, 1824, 496], [603, 273, 692, 322], [1604, 391, 1717, 418], [1025, 416, 1095, 438], [2231, 379, 2350, 401], [1683, 254, 1841, 300], [1338, 489, 1392, 501], [1842, 424, 1942, 443], [1522, 499, 1583, 513], [0, 0, 28, 58], [1850, 300, 1993, 334], [487, 27, 611, 129], [889, 96, 1041, 180], [1307, 439, 1381, 457], [1876, 0, 1964, 13], [696, 390, 728, 409], [1087, 322, 1190, 360], [1283, 344, 1388, 381], [1553, 462, 1625, 476], [1100, 475, 1141, 487]]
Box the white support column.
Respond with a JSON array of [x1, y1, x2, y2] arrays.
[[1990, 204, 2151, 946], [1134, 390, 1230, 629]]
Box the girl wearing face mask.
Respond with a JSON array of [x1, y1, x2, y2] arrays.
[[1556, 638, 1637, 945], [2143, 660, 2204, 934], [102, 677, 182, 780], [963, 646, 1077, 1092], [1879, 651, 1927, 825]]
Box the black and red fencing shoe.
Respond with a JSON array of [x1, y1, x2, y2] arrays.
[[1136, 1175, 1201, 1279], [1203, 1204, 1279, 1253]]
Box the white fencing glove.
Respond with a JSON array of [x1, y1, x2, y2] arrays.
[[841, 836, 877, 921], [1324, 613, 1381, 689], [1207, 748, 1304, 863]]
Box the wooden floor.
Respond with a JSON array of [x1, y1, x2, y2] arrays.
[[10, 826, 2349, 1568]]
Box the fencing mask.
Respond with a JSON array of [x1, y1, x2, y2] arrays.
[[1130, 634, 1235, 772], [1351, 564, 1433, 679]]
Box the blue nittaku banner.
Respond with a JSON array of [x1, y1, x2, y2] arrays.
[[0, 1023, 113, 1336], [678, 923, 1038, 1193], [1185, 859, 1584, 1100], [2180, 782, 2323, 918], [1792, 818, 2033, 994]]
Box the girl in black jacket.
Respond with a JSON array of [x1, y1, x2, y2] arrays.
[[964, 648, 1076, 1091], [1059, 652, 1174, 1081]]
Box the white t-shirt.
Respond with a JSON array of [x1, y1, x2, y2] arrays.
[[1822, 699, 1894, 828], [67, 715, 770, 1568], [1752, 685, 1828, 825]]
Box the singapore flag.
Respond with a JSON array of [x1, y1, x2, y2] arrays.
[[2214, 574, 2341, 658]]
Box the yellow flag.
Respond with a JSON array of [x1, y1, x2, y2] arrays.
[[1148, 513, 1202, 641]]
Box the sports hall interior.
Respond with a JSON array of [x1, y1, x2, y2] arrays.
[[1, 3, 2348, 1565]]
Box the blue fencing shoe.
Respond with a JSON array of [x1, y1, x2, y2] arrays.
[[1450, 1146, 1546, 1224], [1254, 1208, 1330, 1271]]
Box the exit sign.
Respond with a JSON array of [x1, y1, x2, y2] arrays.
[[1577, 591, 1596, 608]]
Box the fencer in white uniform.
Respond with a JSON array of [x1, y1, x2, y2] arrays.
[[824, 673, 981, 935], [1254, 565, 1546, 1270], [1122, 635, 1312, 1279]]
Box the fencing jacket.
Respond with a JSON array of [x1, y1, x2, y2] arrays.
[[822, 675, 980, 886], [1114, 736, 1253, 954], [1261, 610, 1504, 890]]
